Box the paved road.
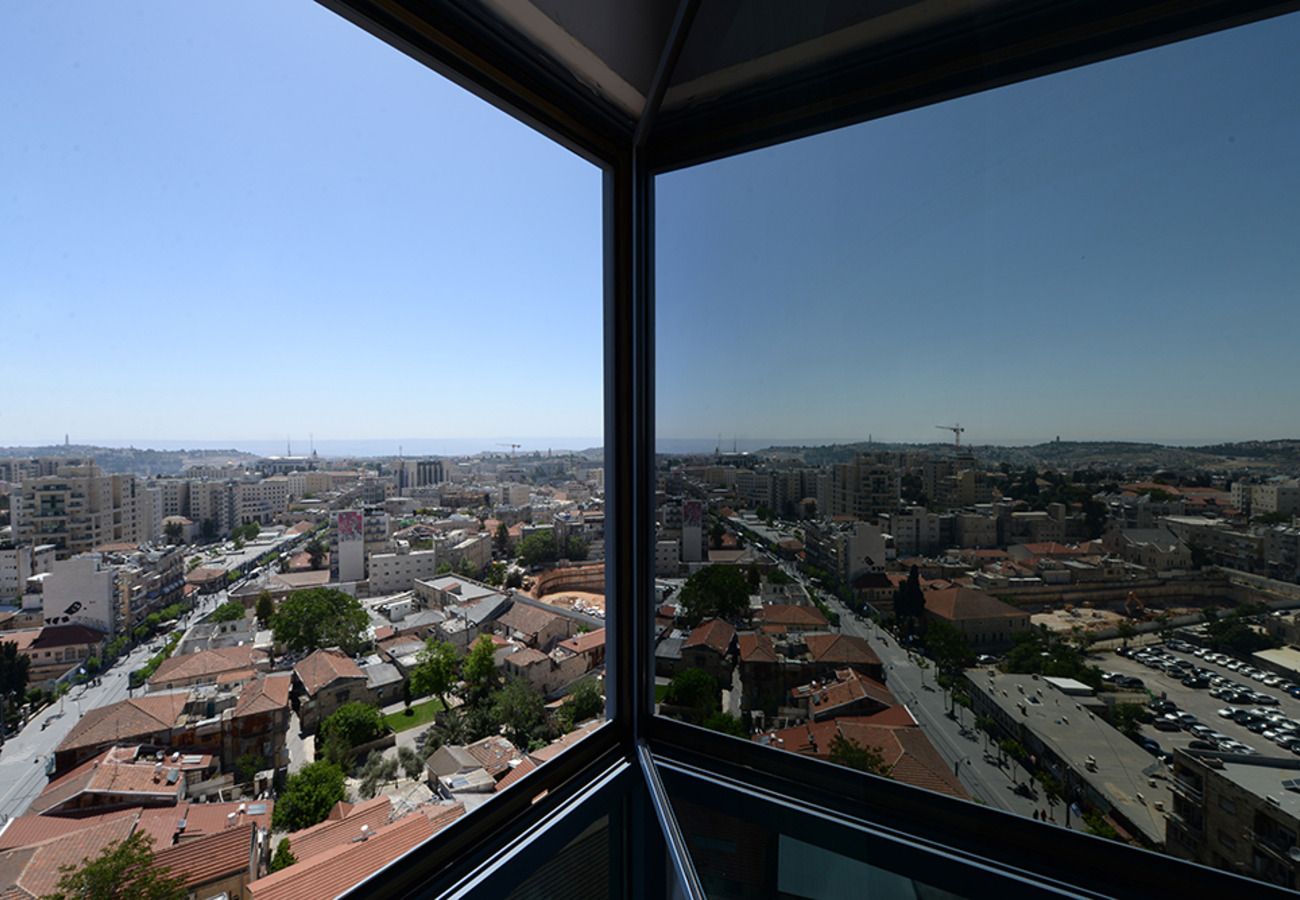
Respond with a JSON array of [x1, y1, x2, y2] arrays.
[[808, 585, 1083, 829], [0, 640, 159, 822]]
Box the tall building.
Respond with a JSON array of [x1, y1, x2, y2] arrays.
[[830, 454, 900, 521], [12, 463, 152, 557], [43, 555, 117, 634]]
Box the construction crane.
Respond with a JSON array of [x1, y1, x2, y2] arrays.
[[497, 442, 521, 458], [935, 424, 965, 450]]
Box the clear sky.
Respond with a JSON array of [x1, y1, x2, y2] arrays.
[[656, 12, 1300, 448], [1, 2, 602, 452]]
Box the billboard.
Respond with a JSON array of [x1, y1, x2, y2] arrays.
[[682, 500, 703, 528], [337, 510, 364, 543]]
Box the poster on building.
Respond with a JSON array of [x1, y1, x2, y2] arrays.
[[337, 510, 364, 543], [682, 500, 703, 528]]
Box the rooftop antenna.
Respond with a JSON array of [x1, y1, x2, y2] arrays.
[[310, 433, 315, 456], [286, 436, 291, 455]]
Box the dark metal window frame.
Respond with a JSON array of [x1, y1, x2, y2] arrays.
[[317, 2, 1300, 896]]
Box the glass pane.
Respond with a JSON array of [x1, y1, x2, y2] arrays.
[[658, 762, 1062, 900], [654, 8, 1300, 888], [1, 1, 606, 893]]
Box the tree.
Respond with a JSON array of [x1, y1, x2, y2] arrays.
[[678, 566, 750, 626], [235, 752, 267, 784], [319, 702, 387, 767], [402, 677, 413, 712], [271, 588, 369, 655], [163, 521, 184, 546], [269, 838, 296, 874], [494, 522, 512, 558], [518, 531, 558, 568], [410, 639, 458, 709], [893, 565, 926, 636], [358, 754, 400, 799], [306, 538, 327, 571], [272, 761, 346, 831], [709, 521, 725, 550], [0, 640, 31, 733], [1116, 620, 1137, 648], [562, 535, 587, 562], [923, 619, 974, 675], [483, 561, 507, 587], [491, 679, 546, 749], [460, 634, 499, 703], [505, 570, 523, 590], [828, 733, 890, 776], [210, 600, 246, 623], [556, 679, 604, 732], [255, 591, 275, 628], [45, 831, 187, 900], [663, 668, 719, 722], [398, 745, 425, 779], [1109, 703, 1144, 739], [703, 712, 747, 738]]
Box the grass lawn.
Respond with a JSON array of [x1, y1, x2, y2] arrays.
[[654, 684, 670, 703], [384, 698, 444, 733]]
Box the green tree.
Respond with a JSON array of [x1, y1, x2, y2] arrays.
[[556, 679, 604, 732], [703, 712, 747, 738], [562, 535, 587, 562], [484, 561, 507, 587], [0, 641, 31, 733], [828, 733, 890, 776], [319, 702, 387, 767], [491, 679, 546, 749], [210, 600, 246, 623], [460, 634, 499, 703], [1116, 620, 1137, 648], [505, 570, 523, 589], [306, 538, 327, 571], [1109, 703, 1144, 738], [255, 591, 275, 628], [398, 745, 425, 780], [494, 522, 512, 558], [663, 668, 719, 722], [272, 761, 346, 831], [678, 566, 750, 626], [271, 588, 369, 655], [163, 521, 184, 546], [709, 521, 725, 550], [402, 677, 413, 712], [923, 619, 974, 675], [893, 565, 926, 637], [518, 531, 558, 568], [410, 639, 459, 709], [235, 752, 267, 784], [269, 838, 296, 874], [44, 831, 187, 900]]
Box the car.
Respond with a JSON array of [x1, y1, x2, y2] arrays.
[[1256, 695, 1281, 706], [976, 654, 997, 664], [1153, 717, 1181, 732], [1217, 707, 1235, 718], [1189, 724, 1212, 738]]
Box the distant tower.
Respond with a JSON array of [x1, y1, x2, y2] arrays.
[[64, 433, 69, 446]]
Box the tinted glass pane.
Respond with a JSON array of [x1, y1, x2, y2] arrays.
[[654, 9, 1300, 888], [1, 2, 606, 893]]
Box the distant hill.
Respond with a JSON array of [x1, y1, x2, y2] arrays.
[[0, 444, 259, 477], [739, 439, 1300, 473]]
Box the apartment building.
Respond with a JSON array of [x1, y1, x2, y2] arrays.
[[12, 463, 153, 557], [368, 541, 440, 594], [0, 543, 55, 602], [42, 554, 118, 634], [829, 454, 900, 520]]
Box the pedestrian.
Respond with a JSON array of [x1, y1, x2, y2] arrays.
[[1032, 809, 1039, 821]]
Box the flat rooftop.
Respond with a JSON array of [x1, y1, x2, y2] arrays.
[[966, 669, 1169, 846]]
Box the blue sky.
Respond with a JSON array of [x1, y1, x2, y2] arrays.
[[656, 12, 1300, 447], [1, 2, 602, 452]]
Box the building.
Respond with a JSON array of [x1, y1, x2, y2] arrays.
[[882, 506, 943, 557], [11, 463, 153, 556], [0, 543, 55, 602], [1167, 749, 1300, 889], [923, 587, 1030, 649], [2, 623, 107, 687], [829, 454, 900, 520], [367, 541, 440, 594], [293, 648, 370, 733], [42, 554, 118, 634]]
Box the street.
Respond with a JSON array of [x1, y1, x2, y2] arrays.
[[812, 581, 1083, 829], [0, 640, 158, 822]]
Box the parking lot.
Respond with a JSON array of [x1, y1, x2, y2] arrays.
[[1098, 642, 1300, 760]]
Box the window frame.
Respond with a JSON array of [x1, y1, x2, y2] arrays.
[[320, 2, 1300, 897]]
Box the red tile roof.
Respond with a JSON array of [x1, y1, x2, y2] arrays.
[[234, 672, 293, 718], [737, 632, 777, 664], [56, 693, 190, 754], [494, 757, 538, 793], [0, 810, 137, 898], [556, 628, 604, 656], [151, 822, 255, 888], [803, 633, 880, 667], [285, 796, 392, 864], [293, 649, 364, 696], [756, 604, 827, 629], [248, 805, 464, 900], [497, 604, 563, 639], [924, 587, 1026, 621], [464, 736, 524, 779], [149, 645, 266, 688], [683, 619, 736, 655]]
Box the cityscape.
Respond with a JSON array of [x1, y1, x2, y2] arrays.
[[1, 434, 1300, 892]]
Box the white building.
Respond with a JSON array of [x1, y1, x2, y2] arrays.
[[0, 544, 56, 602], [368, 542, 440, 594], [43, 555, 117, 634], [12, 463, 154, 557], [236, 476, 289, 525]]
